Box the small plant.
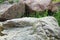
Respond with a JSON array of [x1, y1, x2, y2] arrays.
[[27, 10, 48, 18]]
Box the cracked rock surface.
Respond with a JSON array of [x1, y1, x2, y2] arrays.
[[0, 16, 60, 40]]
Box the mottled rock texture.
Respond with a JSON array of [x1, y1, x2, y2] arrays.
[[0, 16, 60, 40], [22, 0, 58, 11], [0, 2, 25, 19]]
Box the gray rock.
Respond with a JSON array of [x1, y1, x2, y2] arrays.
[[0, 2, 25, 19], [0, 16, 60, 40]]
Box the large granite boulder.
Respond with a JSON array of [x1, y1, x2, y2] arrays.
[[0, 16, 60, 40], [0, 2, 25, 19]]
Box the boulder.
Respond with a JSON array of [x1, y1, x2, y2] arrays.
[[0, 2, 25, 19], [0, 16, 60, 40], [22, 0, 51, 11], [22, 0, 58, 12]]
